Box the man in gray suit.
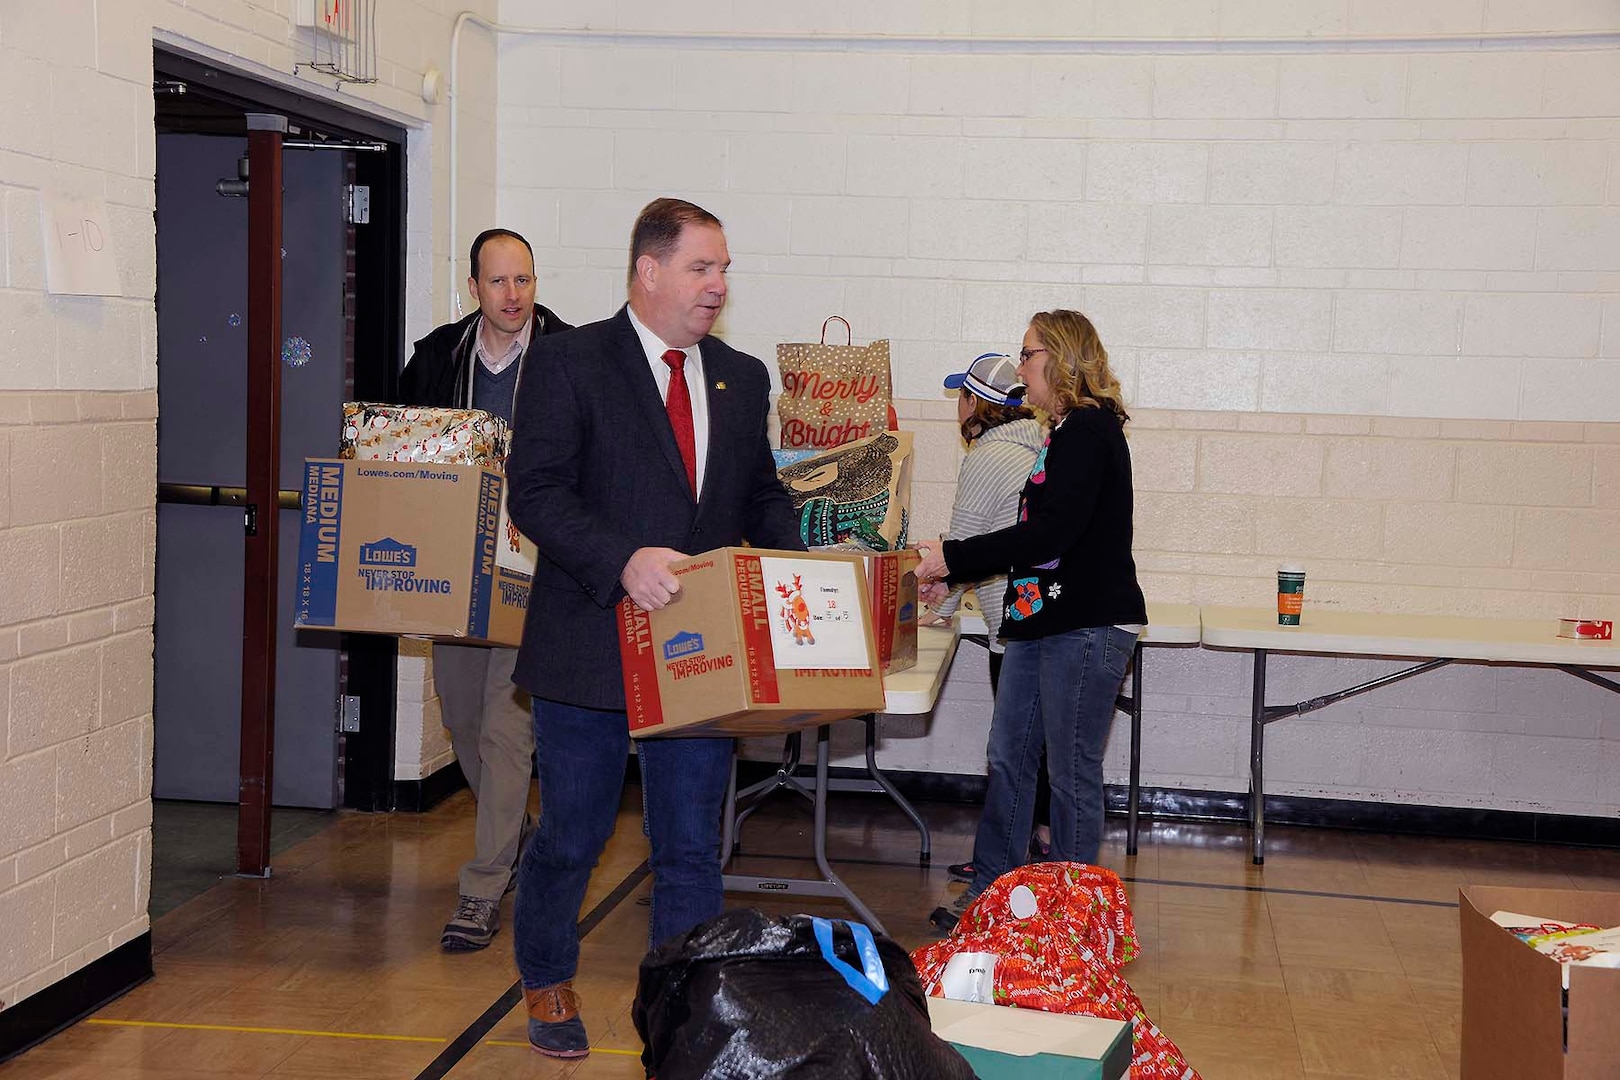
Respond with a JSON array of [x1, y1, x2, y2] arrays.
[[504, 198, 805, 1059]]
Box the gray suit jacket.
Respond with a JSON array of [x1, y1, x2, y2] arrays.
[[506, 306, 804, 709]]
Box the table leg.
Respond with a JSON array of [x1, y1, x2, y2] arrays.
[[720, 752, 738, 867], [812, 725, 885, 932], [1250, 649, 1267, 866], [1127, 641, 1144, 857], [859, 715, 931, 865]]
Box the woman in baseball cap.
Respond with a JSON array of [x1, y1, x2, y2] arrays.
[[923, 352, 1050, 901]]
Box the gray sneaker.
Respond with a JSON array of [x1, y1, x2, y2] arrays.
[[441, 895, 500, 952]]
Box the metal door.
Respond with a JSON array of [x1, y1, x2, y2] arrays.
[[153, 134, 346, 808]]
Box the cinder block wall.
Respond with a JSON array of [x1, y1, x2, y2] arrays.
[[0, 0, 497, 1017], [492, 2, 1620, 816]]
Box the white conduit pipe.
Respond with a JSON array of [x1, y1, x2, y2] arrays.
[[443, 17, 1618, 323]]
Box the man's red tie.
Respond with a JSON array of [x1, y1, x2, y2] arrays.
[[662, 349, 697, 496]]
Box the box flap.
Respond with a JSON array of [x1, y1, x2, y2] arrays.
[[1460, 887, 1578, 1079], [1567, 963, 1620, 1059]]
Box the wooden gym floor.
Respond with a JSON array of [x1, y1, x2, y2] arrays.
[[4, 785, 1618, 1080]]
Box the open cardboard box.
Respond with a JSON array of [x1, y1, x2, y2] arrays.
[[1460, 885, 1620, 1079]]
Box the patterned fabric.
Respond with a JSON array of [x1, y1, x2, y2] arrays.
[[911, 863, 1201, 1080]]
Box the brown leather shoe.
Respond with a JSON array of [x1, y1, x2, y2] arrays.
[[524, 982, 588, 1058]]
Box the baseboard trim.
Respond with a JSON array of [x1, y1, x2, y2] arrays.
[[0, 932, 152, 1063], [393, 763, 468, 813], [734, 761, 1620, 848]]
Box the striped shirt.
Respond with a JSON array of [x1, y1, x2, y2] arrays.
[[931, 417, 1046, 652]]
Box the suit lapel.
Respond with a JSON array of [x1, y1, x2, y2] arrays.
[[614, 308, 697, 503]]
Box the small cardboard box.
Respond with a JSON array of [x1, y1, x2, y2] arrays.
[[925, 997, 1131, 1080], [618, 547, 888, 738], [294, 458, 532, 646], [1460, 885, 1620, 1080], [861, 549, 919, 676]]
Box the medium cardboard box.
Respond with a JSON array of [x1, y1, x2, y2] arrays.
[[1460, 885, 1620, 1080], [861, 549, 919, 675], [925, 997, 1131, 1080], [618, 547, 887, 738], [294, 458, 532, 646]]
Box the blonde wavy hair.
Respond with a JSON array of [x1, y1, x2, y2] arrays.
[[1027, 309, 1129, 423]]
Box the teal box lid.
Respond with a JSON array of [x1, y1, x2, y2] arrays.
[[927, 998, 1131, 1080]]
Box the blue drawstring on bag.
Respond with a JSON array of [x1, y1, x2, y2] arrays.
[[811, 917, 889, 1005]]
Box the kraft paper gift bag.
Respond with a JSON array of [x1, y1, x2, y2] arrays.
[[776, 316, 898, 449]]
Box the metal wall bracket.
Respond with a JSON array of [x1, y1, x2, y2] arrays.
[[338, 695, 362, 733]]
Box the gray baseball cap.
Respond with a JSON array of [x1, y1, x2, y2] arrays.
[[943, 352, 1026, 406]]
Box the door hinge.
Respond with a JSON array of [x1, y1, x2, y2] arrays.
[[338, 694, 361, 733], [343, 184, 370, 224]]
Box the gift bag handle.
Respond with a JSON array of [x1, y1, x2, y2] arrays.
[[811, 917, 889, 1005], [820, 316, 852, 345]]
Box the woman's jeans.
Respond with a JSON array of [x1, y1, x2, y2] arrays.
[[512, 698, 732, 990], [969, 626, 1138, 896]]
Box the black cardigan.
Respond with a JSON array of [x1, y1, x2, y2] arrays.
[[942, 405, 1147, 639]]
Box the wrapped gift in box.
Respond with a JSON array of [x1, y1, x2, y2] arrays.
[[339, 402, 510, 466]]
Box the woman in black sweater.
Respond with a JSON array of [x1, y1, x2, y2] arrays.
[[916, 309, 1147, 933]]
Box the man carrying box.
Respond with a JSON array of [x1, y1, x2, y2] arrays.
[[398, 228, 572, 953], [505, 198, 804, 1059]]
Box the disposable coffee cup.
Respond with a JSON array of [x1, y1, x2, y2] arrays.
[[1277, 565, 1306, 626]]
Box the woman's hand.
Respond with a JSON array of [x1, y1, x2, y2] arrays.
[[914, 540, 949, 583]]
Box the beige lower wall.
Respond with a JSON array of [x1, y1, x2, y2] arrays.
[[0, 390, 156, 1011]]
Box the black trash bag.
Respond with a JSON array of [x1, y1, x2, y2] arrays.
[[633, 908, 979, 1080]]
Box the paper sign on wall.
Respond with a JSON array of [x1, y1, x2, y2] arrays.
[[41, 194, 121, 296], [758, 555, 871, 671]]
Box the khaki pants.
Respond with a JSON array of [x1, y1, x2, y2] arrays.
[[433, 643, 535, 901]]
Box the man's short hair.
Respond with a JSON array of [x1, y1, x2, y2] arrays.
[[627, 199, 723, 288], [470, 228, 534, 280]]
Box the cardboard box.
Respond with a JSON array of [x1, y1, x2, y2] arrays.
[[618, 548, 888, 738], [861, 549, 919, 675], [925, 997, 1131, 1080], [294, 459, 532, 646], [1461, 885, 1620, 1080]]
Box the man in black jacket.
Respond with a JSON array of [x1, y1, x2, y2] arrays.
[[398, 228, 572, 952]]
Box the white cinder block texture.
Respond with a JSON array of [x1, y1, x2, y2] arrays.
[[1086, 142, 1208, 204], [964, 137, 1086, 202], [1401, 208, 1538, 271], [1535, 209, 1620, 273], [1028, 57, 1154, 120], [1152, 56, 1279, 120], [1209, 141, 1337, 205], [1279, 55, 1407, 119], [1406, 53, 1545, 118], [1466, 142, 1611, 206], [1207, 289, 1333, 351], [1335, 142, 1469, 205], [1149, 205, 1273, 267], [1274, 207, 1402, 269], [1462, 294, 1603, 358], [1334, 292, 1462, 356], [1026, 204, 1149, 266]]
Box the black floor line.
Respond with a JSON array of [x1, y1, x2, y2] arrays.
[[413, 859, 651, 1080], [728, 849, 1456, 908]]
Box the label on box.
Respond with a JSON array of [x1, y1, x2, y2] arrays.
[[300, 461, 345, 627], [465, 471, 503, 640], [758, 555, 871, 671]]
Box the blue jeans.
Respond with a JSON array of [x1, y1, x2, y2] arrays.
[[969, 626, 1138, 896], [513, 698, 733, 989]]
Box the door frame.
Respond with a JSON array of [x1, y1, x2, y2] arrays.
[[153, 47, 405, 816]]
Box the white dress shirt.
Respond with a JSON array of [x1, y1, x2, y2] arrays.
[[627, 305, 710, 498]]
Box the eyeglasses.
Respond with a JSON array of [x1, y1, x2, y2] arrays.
[[1018, 348, 1048, 363]]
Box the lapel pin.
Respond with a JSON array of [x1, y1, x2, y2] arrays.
[[714, 381, 727, 390]]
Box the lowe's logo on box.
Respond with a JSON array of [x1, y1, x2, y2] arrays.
[[359, 538, 416, 567], [662, 631, 704, 661]]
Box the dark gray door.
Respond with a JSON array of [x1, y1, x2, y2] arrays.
[[153, 134, 345, 808]]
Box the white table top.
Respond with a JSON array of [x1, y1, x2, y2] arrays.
[[953, 601, 1202, 645], [1201, 604, 1620, 668], [882, 624, 960, 714]]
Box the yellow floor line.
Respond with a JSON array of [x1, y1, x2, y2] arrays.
[[84, 1018, 446, 1044], [485, 1039, 640, 1057]]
